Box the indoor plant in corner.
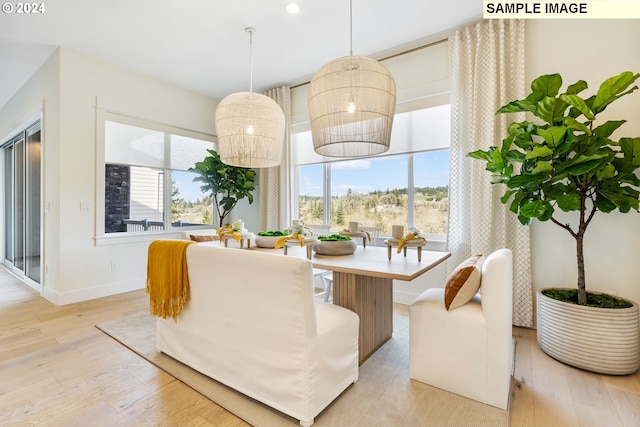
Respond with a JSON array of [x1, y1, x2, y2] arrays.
[[468, 71, 640, 375], [189, 149, 256, 228]]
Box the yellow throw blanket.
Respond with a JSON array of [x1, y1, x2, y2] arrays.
[[146, 239, 195, 322], [275, 233, 306, 249]]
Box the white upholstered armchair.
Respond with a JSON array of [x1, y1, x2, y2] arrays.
[[409, 248, 513, 410]]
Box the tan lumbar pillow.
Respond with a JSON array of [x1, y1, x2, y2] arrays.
[[190, 234, 218, 242], [444, 254, 483, 310]]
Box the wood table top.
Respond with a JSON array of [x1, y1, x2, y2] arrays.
[[251, 244, 451, 281]]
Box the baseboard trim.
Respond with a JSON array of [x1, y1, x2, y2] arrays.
[[43, 277, 144, 306], [393, 289, 420, 305]]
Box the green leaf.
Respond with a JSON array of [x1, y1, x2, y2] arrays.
[[546, 183, 568, 199], [506, 174, 538, 189], [565, 160, 603, 176], [565, 80, 588, 95], [521, 200, 547, 218], [594, 194, 617, 213], [497, 100, 536, 114], [467, 149, 494, 161], [592, 71, 640, 114], [525, 145, 553, 160], [620, 137, 640, 168], [531, 161, 552, 174], [534, 97, 560, 123], [593, 120, 625, 140], [556, 193, 581, 211], [500, 190, 515, 204], [596, 164, 616, 180], [537, 127, 567, 147], [506, 149, 526, 162], [564, 116, 591, 135], [517, 214, 533, 226], [560, 94, 595, 121], [531, 74, 563, 97]]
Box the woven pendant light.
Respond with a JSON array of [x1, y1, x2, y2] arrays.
[[215, 28, 285, 168], [308, 0, 396, 158]]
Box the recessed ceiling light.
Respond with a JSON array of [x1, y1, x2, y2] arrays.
[[285, 3, 300, 14]]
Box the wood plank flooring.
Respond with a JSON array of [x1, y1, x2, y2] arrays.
[[1, 268, 639, 426]]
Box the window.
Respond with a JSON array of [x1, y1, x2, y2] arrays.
[[295, 105, 450, 241], [103, 115, 215, 234]]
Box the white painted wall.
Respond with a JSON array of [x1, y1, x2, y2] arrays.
[[1, 47, 219, 304], [0, 50, 60, 295], [526, 20, 640, 307]]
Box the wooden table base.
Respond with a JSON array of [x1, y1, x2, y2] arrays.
[[332, 271, 393, 364]]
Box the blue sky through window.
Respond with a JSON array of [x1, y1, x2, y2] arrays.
[[300, 150, 450, 197]]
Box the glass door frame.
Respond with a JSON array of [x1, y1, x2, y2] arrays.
[[2, 119, 42, 292]]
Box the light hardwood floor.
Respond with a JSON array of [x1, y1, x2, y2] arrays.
[[1, 268, 639, 427]]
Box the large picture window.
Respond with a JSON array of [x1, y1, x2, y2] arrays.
[[295, 105, 450, 241], [103, 115, 215, 234]]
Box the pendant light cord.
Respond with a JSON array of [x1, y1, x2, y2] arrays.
[[246, 27, 255, 93], [349, 0, 353, 56]]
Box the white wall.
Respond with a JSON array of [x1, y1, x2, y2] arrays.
[[0, 50, 61, 295], [526, 20, 640, 306], [1, 47, 220, 304]]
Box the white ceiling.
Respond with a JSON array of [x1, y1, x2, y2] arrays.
[[0, 0, 482, 110]]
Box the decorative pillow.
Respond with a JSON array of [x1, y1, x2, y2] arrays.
[[444, 254, 483, 311], [190, 234, 218, 242]]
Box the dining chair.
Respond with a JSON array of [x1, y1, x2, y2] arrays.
[[361, 226, 382, 246], [307, 224, 333, 302]]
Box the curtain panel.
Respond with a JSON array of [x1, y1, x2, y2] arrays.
[[259, 86, 293, 231], [447, 19, 533, 328]]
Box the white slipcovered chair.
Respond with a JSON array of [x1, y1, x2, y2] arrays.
[[156, 244, 359, 427], [409, 248, 513, 410]]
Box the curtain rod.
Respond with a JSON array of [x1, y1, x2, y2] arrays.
[[290, 36, 449, 90]]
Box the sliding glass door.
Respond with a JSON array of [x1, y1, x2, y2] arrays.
[[3, 121, 41, 285]]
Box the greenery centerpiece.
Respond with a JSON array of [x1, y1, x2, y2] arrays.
[[257, 230, 289, 237], [318, 234, 353, 241], [314, 234, 357, 256], [189, 149, 256, 228], [468, 71, 640, 374], [255, 230, 289, 248]]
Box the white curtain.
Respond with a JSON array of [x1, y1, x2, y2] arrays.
[[259, 86, 293, 231], [447, 20, 533, 328]]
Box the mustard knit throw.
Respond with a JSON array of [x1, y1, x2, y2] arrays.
[[146, 239, 195, 322]]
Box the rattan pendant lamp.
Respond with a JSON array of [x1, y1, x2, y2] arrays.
[[215, 27, 285, 168], [308, 0, 396, 158]]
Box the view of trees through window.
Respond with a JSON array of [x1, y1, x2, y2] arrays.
[[171, 171, 214, 226], [298, 150, 449, 236], [299, 186, 448, 235]]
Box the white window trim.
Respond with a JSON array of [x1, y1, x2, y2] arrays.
[[94, 98, 216, 246]]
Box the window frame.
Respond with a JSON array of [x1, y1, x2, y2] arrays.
[[95, 100, 216, 246], [293, 105, 450, 248]]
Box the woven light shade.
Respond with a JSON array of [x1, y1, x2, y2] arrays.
[[214, 27, 285, 168], [308, 55, 396, 157], [215, 91, 285, 168]]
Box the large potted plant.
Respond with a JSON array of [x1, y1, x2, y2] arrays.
[[189, 149, 256, 228], [468, 71, 640, 374]]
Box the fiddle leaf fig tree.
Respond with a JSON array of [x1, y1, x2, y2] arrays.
[[189, 149, 256, 228], [468, 71, 640, 306]]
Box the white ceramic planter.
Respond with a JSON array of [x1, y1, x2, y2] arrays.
[[537, 289, 640, 375], [313, 239, 357, 256]]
